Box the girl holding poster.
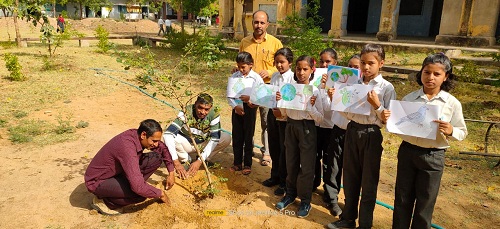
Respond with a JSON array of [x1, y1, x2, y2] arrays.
[[227, 52, 264, 175], [274, 55, 323, 218], [327, 44, 396, 229], [262, 47, 295, 196], [384, 53, 468, 229]]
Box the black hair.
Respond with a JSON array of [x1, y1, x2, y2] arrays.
[[360, 44, 385, 61], [236, 51, 254, 65], [416, 53, 456, 92], [320, 48, 338, 61], [252, 10, 269, 22], [137, 119, 162, 137], [349, 54, 361, 61], [196, 93, 213, 106], [294, 55, 316, 82], [274, 47, 294, 64]]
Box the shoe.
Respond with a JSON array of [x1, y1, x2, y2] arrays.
[[328, 203, 343, 216], [326, 219, 356, 229], [262, 178, 279, 187], [91, 196, 122, 216], [274, 186, 285, 196], [229, 164, 242, 172], [275, 195, 295, 210], [204, 160, 215, 167], [297, 202, 311, 218]]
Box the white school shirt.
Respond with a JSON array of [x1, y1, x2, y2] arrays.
[[315, 89, 335, 128], [165, 19, 172, 26], [279, 86, 323, 124], [157, 18, 164, 27], [322, 90, 350, 130], [270, 69, 295, 121], [342, 74, 396, 128], [227, 69, 264, 108], [398, 88, 468, 149]]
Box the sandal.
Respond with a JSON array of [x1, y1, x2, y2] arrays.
[[242, 166, 252, 175], [260, 155, 272, 166], [230, 164, 242, 172]]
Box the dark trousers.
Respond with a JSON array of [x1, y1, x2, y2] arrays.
[[232, 103, 257, 167], [323, 125, 346, 204], [392, 141, 445, 229], [342, 121, 383, 228], [158, 25, 165, 35], [314, 126, 333, 189], [267, 111, 288, 185], [93, 152, 162, 209], [285, 119, 317, 204]]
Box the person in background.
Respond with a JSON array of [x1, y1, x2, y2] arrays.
[[165, 17, 172, 34], [57, 14, 65, 33], [239, 10, 283, 166], [157, 17, 165, 36]]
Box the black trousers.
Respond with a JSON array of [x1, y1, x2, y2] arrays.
[[231, 103, 257, 167], [314, 126, 333, 189], [267, 110, 287, 184], [392, 141, 445, 229], [323, 125, 346, 204], [285, 118, 317, 204], [341, 121, 383, 228]]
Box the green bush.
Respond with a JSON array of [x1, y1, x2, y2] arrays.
[[8, 119, 49, 143], [95, 25, 112, 53], [454, 61, 485, 83], [3, 53, 25, 81]]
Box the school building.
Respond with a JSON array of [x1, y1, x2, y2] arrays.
[[218, 0, 500, 47]]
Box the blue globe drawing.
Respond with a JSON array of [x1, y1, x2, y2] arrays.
[[280, 83, 296, 101]]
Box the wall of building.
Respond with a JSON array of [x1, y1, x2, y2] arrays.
[[397, 0, 434, 36], [366, 0, 382, 34]]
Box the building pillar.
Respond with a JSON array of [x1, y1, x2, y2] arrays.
[[435, 0, 499, 46], [328, 0, 348, 38], [376, 0, 401, 41]]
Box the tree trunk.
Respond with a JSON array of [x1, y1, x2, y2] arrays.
[[241, 3, 247, 37], [180, 0, 184, 32], [80, 2, 83, 19], [52, 0, 56, 18], [14, 0, 22, 47]]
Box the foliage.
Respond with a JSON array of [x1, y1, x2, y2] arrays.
[[8, 119, 50, 143], [278, 0, 330, 58], [199, 1, 218, 18], [454, 61, 485, 83], [40, 22, 84, 57], [12, 110, 28, 119], [76, 120, 89, 128], [184, 0, 217, 16], [94, 25, 113, 53], [163, 29, 226, 69], [3, 53, 25, 81], [55, 114, 76, 134]]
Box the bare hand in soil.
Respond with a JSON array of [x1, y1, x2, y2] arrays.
[[187, 160, 202, 177], [160, 190, 171, 205], [174, 159, 188, 180], [165, 173, 175, 190]]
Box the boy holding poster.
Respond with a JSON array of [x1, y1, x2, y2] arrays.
[[227, 52, 264, 175], [383, 53, 467, 229], [275, 55, 323, 218], [327, 44, 396, 229]]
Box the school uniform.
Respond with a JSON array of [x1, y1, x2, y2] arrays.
[[228, 70, 264, 167], [266, 69, 295, 186], [341, 74, 396, 228], [313, 89, 334, 190], [322, 106, 350, 205], [281, 86, 324, 204], [392, 89, 467, 229]]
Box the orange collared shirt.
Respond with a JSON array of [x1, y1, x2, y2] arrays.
[[239, 33, 283, 83]]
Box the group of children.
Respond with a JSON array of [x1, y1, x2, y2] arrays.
[[227, 44, 467, 228]]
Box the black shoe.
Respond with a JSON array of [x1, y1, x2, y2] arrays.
[[204, 160, 215, 167], [274, 186, 285, 196], [262, 178, 280, 187], [297, 202, 311, 218], [328, 203, 343, 216], [326, 219, 356, 229], [276, 195, 295, 210]]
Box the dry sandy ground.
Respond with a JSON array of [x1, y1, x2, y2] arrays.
[[0, 17, 499, 228]]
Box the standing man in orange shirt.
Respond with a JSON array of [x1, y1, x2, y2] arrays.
[[239, 10, 283, 166]]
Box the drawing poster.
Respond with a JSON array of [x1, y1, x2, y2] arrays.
[[277, 83, 314, 111], [310, 68, 328, 88], [331, 83, 373, 115], [226, 77, 253, 98], [325, 65, 361, 88], [386, 100, 440, 140], [250, 83, 278, 108]]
